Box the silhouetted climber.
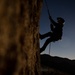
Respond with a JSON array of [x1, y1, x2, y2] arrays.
[[40, 16, 65, 53]]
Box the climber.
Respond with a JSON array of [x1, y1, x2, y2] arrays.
[[40, 16, 65, 53]]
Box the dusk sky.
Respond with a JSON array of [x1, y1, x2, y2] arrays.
[[40, 0, 75, 59]]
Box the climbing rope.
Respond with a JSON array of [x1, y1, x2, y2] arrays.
[[49, 43, 51, 55], [44, 0, 52, 55], [44, 0, 51, 19]]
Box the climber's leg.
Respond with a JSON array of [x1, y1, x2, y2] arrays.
[[40, 37, 53, 53], [39, 32, 52, 40]]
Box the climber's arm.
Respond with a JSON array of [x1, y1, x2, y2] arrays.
[[49, 16, 57, 26], [50, 24, 54, 31]]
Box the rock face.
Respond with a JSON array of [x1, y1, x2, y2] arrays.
[[0, 0, 43, 75]]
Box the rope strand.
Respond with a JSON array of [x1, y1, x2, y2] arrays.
[[44, 0, 51, 18], [49, 43, 51, 55], [45, 0, 52, 55]]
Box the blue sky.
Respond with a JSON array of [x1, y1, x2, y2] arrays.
[[40, 0, 75, 59]]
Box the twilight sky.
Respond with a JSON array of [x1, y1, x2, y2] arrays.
[[40, 0, 75, 59]]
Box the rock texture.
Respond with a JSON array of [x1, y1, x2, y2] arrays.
[[0, 0, 43, 75]]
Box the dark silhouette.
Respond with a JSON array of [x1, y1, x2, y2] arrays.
[[40, 16, 65, 53], [40, 54, 75, 75]]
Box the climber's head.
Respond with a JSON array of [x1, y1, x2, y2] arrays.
[[57, 17, 65, 24]]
